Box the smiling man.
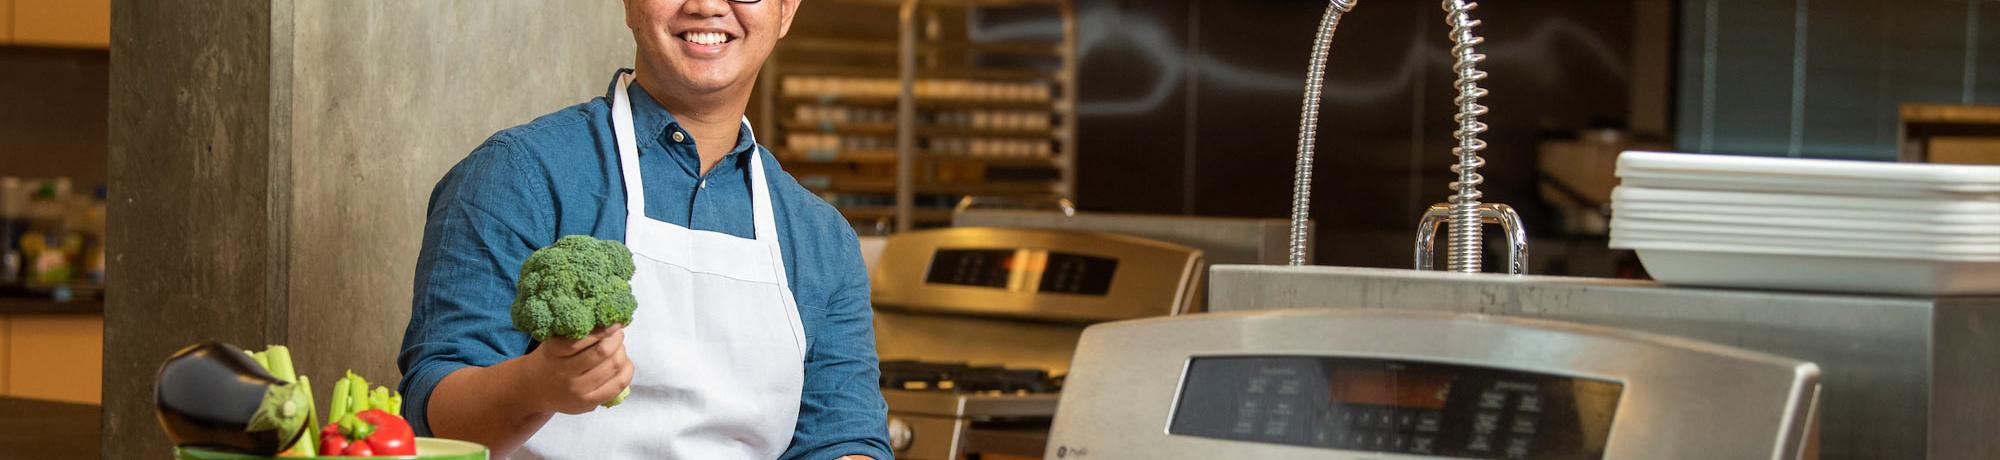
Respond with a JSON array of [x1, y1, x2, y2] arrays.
[[395, 0, 888, 459]]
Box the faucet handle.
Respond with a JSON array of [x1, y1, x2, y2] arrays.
[[1415, 203, 1529, 274]]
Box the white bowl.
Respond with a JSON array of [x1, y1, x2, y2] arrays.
[[1611, 186, 2000, 213], [1610, 227, 2000, 256], [1611, 201, 2000, 225], [1612, 239, 2000, 295], [1618, 151, 2000, 196], [1609, 212, 2000, 237]]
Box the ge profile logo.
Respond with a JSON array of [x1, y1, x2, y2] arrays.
[[1056, 445, 1088, 458]]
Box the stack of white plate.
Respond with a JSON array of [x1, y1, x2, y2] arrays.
[[1609, 151, 2000, 295]]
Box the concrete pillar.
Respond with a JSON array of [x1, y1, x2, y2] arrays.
[[107, 2, 631, 457]]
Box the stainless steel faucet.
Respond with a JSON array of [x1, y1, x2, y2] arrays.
[[1285, 0, 1530, 274]]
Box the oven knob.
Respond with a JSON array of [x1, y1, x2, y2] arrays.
[[888, 417, 914, 452]]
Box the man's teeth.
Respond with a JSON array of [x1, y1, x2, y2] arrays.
[[682, 32, 730, 46]]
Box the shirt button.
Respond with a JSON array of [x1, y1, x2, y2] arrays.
[[699, 180, 708, 189], [672, 131, 687, 143]]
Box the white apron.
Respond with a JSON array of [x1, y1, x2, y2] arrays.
[[517, 72, 808, 460]]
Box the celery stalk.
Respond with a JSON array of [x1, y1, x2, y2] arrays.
[[328, 376, 352, 422]]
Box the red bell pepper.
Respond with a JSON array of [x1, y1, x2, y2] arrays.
[[317, 409, 417, 456]]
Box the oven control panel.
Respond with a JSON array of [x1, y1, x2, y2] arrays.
[[1170, 356, 1620, 459], [1047, 309, 1821, 460], [872, 227, 1204, 323]]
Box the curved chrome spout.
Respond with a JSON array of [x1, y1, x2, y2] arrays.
[[1287, 0, 1359, 266]]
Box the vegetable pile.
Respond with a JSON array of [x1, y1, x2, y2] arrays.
[[318, 371, 415, 456], [154, 343, 315, 456], [154, 342, 419, 457], [511, 234, 639, 407]]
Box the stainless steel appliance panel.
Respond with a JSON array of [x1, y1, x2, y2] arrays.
[[1207, 264, 2000, 459], [952, 210, 1308, 266], [871, 227, 1204, 323], [1046, 309, 1819, 460]]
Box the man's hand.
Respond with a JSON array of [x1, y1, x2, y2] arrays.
[[520, 325, 634, 414]]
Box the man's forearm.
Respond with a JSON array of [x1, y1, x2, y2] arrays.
[[426, 359, 552, 458]]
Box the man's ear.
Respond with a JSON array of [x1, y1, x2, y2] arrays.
[[777, 0, 801, 40], [622, 0, 641, 31]]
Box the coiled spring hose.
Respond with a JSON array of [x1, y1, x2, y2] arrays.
[[1287, 0, 1358, 266]]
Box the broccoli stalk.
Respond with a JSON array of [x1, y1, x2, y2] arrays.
[[511, 235, 639, 407]]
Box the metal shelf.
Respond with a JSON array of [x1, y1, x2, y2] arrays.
[[919, 126, 1062, 138], [781, 120, 900, 135], [783, 120, 1059, 138], [775, 148, 901, 164], [781, 95, 1064, 112], [801, 176, 1061, 196], [778, 148, 1062, 168], [778, 64, 1062, 82], [759, 0, 1077, 231], [815, 0, 1068, 9], [782, 38, 1066, 56]]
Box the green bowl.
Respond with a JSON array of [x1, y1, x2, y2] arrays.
[[175, 437, 487, 460]]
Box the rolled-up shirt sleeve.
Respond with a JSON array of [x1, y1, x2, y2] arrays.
[[782, 223, 892, 460], [398, 137, 554, 437]]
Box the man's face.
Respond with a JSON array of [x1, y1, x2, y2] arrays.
[[625, 0, 798, 96]]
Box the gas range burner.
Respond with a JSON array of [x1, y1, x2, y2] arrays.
[[879, 360, 1063, 394]]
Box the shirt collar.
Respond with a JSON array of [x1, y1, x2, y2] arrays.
[[607, 70, 759, 177]]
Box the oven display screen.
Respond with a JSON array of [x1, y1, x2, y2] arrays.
[[924, 249, 1017, 289], [1169, 356, 1622, 459], [923, 249, 1118, 295], [1038, 252, 1117, 295]]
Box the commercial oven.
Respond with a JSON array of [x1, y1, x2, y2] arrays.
[[1049, 309, 1821, 459]]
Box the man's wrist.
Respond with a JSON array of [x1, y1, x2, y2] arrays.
[[487, 357, 555, 419]]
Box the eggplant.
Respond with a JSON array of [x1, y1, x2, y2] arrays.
[[153, 341, 311, 455]]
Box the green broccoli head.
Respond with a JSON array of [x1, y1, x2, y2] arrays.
[[511, 235, 639, 341]]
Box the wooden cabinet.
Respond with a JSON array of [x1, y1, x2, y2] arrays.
[[11, 0, 110, 48], [0, 315, 8, 395], [4, 314, 103, 404], [1, 0, 13, 43]]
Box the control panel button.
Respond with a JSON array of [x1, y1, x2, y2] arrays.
[[1505, 436, 1533, 459], [1416, 411, 1443, 433], [1474, 411, 1502, 434], [1397, 411, 1417, 429], [1517, 394, 1544, 413], [1511, 414, 1538, 435], [1411, 435, 1437, 454], [1277, 378, 1302, 395], [1262, 417, 1291, 437], [1468, 434, 1494, 452], [1478, 391, 1508, 410], [887, 417, 913, 452]]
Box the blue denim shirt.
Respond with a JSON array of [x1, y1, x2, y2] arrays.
[[398, 71, 890, 460]]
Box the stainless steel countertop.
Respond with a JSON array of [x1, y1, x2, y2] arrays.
[[1208, 264, 2000, 459]]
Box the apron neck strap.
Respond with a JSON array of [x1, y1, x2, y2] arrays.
[[614, 71, 781, 245], [613, 72, 647, 214], [749, 151, 778, 243]]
